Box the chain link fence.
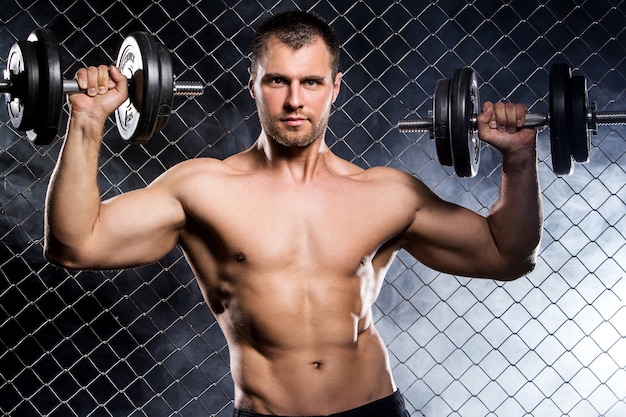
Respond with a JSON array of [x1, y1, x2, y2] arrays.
[[1, 0, 625, 416]]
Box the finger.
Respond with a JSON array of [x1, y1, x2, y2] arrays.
[[515, 103, 527, 128], [86, 66, 100, 96], [504, 102, 518, 133], [493, 101, 507, 132], [97, 64, 111, 94], [75, 67, 88, 90]]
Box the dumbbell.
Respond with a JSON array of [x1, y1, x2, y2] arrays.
[[398, 64, 626, 177], [1, 28, 203, 145]]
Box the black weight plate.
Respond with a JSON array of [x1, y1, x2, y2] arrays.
[[549, 63, 573, 175], [27, 28, 63, 145], [155, 43, 173, 134], [449, 67, 481, 177], [115, 32, 161, 144], [569, 75, 590, 163], [433, 77, 453, 166], [6, 41, 39, 131]]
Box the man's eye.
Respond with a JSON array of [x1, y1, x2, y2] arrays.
[[272, 78, 285, 84]]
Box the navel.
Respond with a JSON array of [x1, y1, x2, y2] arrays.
[[235, 252, 247, 262], [311, 361, 324, 370]]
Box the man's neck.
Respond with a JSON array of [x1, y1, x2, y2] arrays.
[[252, 132, 333, 183]]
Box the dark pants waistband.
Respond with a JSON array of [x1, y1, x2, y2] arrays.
[[232, 390, 410, 417]]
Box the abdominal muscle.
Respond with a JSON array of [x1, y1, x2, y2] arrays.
[[231, 326, 395, 415], [206, 268, 397, 416]]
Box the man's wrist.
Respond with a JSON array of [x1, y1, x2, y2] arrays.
[[501, 146, 538, 174]]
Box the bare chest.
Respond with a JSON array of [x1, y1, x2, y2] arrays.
[[178, 171, 411, 282], [187, 179, 407, 272]]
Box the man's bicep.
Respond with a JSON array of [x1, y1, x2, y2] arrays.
[[92, 186, 186, 268], [401, 198, 502, 279], [56, 184, 186, 270]]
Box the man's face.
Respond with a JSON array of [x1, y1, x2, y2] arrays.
[[249, 36, 342, 148]]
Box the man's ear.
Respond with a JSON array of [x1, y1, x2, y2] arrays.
[[248, 67, 255, 99], [332, 72, 342, 103]]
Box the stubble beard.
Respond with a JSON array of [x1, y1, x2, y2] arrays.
[[261, 110, 330, 148]]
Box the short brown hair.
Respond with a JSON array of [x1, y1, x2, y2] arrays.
[[250, 11, 341, 78]]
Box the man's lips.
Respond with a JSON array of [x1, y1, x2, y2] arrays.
[[281, 116, 308, 127]]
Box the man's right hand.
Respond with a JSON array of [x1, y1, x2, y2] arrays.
[[70, 65, 129, 123]]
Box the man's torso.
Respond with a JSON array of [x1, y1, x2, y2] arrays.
[[168, 153, 420, 414]]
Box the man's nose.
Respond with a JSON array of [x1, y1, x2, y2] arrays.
[[285, 82, 303, 109]]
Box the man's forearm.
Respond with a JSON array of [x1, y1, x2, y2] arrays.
[[44, 116, 105, 259], [487, 148, 543, 273]]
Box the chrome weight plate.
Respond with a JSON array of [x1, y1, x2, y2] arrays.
[[569, 75, 590, 164], [449, 67, 481, 177], [115, 32, 161, 144], [5, 41, 39, 132], [433, 77, 453, 166]]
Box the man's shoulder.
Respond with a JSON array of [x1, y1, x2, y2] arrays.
[[356, 165, 420, 184], [164, 156, 237, 177], [150, 157, 238, 192], [354, 166, 438, 208]]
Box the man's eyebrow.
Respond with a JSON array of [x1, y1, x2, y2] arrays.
[[261, 72, 286, 80], [261, 73, 328, 82], [304, 75, 328, 82]]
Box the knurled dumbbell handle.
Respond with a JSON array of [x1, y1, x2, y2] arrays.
[[397, 112, 548, 132], [398, 109, 626, 133], [173, 81, 204, 96], [62, 79, 203, 96], [595, 110, 626, 124]]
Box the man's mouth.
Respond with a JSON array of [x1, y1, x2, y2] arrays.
[[281, 116, 308, 127]]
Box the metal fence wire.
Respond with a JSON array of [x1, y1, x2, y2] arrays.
[[1, 0, 625, 416]]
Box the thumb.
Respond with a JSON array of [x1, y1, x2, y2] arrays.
[[477, 101, 496, 136], [109, 65, 128, 94], [105, 65, 130, 111], [479, 101, 495, 125]]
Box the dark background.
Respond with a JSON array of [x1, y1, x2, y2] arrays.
[[1, 1, 625, 416]]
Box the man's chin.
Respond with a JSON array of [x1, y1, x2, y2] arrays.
[[272, 130, 317, 148], [275, 136, 315, 148]]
